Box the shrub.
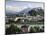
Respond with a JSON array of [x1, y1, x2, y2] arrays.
[[6, 24, 21, 34]]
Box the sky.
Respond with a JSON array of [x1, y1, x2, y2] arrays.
[[6, 0, 44, 13]]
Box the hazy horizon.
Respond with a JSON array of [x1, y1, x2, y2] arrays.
[[6, 1, 44, 14]]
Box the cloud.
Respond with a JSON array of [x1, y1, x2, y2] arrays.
[[6, 1, 44, 13], [6, 5, 28, 12]]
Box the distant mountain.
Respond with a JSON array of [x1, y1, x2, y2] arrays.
[[6, 7, 44, 16], [19, 8, 32, 14], [6, 8, 32, 16], [28, 7, 44, 16]]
